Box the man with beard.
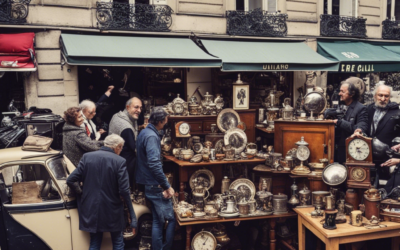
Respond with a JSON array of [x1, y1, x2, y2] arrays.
[[333, 79, 368, 164], [354, 84, 400, 186], [109, 97, 142, 190]]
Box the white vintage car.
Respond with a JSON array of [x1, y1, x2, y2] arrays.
[[0, 147, 151, 250]]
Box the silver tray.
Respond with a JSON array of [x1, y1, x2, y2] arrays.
[[189, 169, 215, 191], [229, 178, 256, 202], [224, 128, 247, 155], [322, 162, 348, 186], [303, 91, 327, 114], [217, 108, 241, 133]]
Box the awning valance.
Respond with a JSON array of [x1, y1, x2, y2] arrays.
[[317, 40, 400, 73], [0, 33, 36, 72], [198, 39, 339, 72], [60, 34, 221, 68]]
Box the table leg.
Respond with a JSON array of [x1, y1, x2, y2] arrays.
[[326, 238, 339, 250], [392, 236, 400, 250], [185, 225, 192, 250], [179, 182, 185, 201], [269, 218, 276, 250], [298, 216, 305, 250]]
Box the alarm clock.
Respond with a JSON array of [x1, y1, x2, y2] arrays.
[[175, 121, 191, 137], [345, 136, 375, 189], [191, 231, 217, 250]]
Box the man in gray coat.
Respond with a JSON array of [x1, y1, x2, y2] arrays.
[[109, 97, 142, 190], [67, 134, 136, 250]]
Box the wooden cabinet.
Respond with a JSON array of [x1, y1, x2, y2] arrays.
[[168, 109, 256, 142], [274, 120, 335, 163]]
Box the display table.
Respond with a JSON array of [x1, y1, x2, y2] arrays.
[[294, 207, 400, 250], [177, 212, 297, 250]]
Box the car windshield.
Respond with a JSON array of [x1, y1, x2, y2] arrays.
[[47, 157, 67, 180]]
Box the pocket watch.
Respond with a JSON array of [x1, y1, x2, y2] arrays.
[[191, 231, 217, 250]]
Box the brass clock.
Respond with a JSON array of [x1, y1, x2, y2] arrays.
[[345, 136, 374, 189]]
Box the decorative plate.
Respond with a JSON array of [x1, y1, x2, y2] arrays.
[[218, 211, 240, 218], [189, 169, 215, 191], [229, 178, 256, 202], [322, 163, 348, 186], [224, 128, 247, 155], [217, 108, 241, 133], [237, 121, 247, 131], [214, 139, 225, 154], [303, 91, 327, 114]]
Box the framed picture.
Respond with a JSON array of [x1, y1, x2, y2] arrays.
[[233, 85, 249, 110], [258, 177, 272, 192]]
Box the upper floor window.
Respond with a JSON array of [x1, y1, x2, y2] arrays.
[[387, 0, 400, 20], [236, 0, 277, 12], [324, 0, 357, 16]]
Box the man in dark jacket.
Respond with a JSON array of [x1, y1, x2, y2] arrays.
[[136, 106, 175, 250], [355, 84, 400, 186], [333, 79, 368, 164], [67, 134, 136, 250]]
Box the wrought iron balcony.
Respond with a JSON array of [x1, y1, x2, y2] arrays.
[[320, 14, 367, 38], [382, 19, 400, 40], [226, 8, 288, 37], [0, 0, 31, 24], [96, 2, 173, 32]]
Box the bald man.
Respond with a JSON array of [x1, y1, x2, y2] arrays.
[[355, 84, 400, 186], [109, 97, 143, 190]]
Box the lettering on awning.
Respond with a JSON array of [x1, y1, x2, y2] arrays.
[[340, 64, 375, 73], [263, 64, 289, 70]]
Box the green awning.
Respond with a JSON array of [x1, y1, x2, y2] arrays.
[[317, 40, 400, 73], [199, 39, 339, 71], [60, 34, 221, 68]]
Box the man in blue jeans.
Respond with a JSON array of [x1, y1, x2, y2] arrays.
[[136, 106, 175, 250], [67, 134, 137, 250]]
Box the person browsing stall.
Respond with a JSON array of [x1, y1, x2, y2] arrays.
[[333, 79, 368, 164], [67, 134, 136, 250], [135, 106, 175, 250]]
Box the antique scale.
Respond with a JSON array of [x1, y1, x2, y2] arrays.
[[345, 136, 374, 189]]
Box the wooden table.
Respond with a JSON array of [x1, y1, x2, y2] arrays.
[[294, 207, 400, 250], [177, 212, 297, 250]]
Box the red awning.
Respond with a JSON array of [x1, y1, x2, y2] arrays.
[[0, 33, 36, 71]]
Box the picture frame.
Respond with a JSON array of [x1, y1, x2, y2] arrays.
[[233, 84, 249, 110], [258, 177, 272, 192]]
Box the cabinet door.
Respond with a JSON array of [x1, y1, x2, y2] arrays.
[[274, 121, 335, 163]]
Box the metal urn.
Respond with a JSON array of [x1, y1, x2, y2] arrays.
[[291, 137, 311, 175], [297, 186, 312, 208], [288, 179, 300, 208], [273, 193, 288, 215]]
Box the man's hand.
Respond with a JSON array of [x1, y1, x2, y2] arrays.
[[105, 85, 114, 97], [333, 119, 338, 124], [165, 187, 175, 198], [99, 129, 106, 135], [132, 228, 136, 235], [392, 144, 400, 152], [352, 128, 363, 138], [381, 158, 400, 167]]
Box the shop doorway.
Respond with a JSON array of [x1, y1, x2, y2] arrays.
[[0, 72, 25, 121]]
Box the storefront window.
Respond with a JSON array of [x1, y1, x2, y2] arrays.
[[387, 0, 400, 21]]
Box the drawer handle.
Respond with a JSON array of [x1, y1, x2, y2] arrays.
[[199, 126, 201, 129]]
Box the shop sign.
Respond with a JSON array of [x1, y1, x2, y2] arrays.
[[340, 64, 375, 73], [262, 64, 289, 70]]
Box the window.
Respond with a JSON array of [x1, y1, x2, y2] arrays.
[[324, 0, 357, 16], [387, 0, 400, 21], [236, 0, 277, 12]]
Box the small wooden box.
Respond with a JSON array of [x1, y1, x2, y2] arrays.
[[12, 181, 42, 204], [380, 199, 400, 223]]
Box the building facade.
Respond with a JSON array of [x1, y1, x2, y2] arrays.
[[0, 0, 397, 115]]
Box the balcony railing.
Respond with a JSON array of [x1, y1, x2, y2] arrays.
[[96, 2, 173, 32], [226, 8, 288, 37], [320, 14, 367, 38], [0, 0, 31, 24], [382, 19, 400, 40]]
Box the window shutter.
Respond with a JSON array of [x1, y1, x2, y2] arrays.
[[267, 0, 277, 12]]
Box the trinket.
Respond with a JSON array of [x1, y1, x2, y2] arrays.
[[273, 193, 288, 214], [323, 209, 338, 230], [349, 210, 363, 227], [288, 179, 300, 208], [297, 186, 312, 208]]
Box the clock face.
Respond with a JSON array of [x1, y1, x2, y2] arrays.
[[296, 145, 310, 161], [350, 167, 367, 182], [193, 143, 203, 153], [179, 123, 190, 135], [191, 231, 216, 250], [348, 138, 369, 161], [173, 103, 184, 114]]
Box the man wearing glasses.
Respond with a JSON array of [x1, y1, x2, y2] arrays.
[[109, 96, 143, 190]]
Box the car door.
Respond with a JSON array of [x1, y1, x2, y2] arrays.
[[0, 159, 72, 250]]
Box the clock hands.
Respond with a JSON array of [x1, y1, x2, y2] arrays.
[[203, 237, 209, 245]]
